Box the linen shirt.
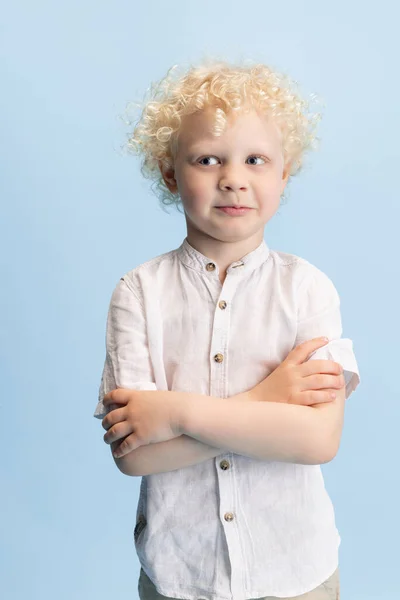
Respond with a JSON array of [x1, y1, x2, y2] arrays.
[[93, 237, 360, 600]]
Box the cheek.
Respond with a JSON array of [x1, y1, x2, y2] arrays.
[[179, 176, 212, 210], [180, 167, 211, 193], [184, 174, 208, 197], [184, 196, 209, 218], [257, 174, 283, 196]]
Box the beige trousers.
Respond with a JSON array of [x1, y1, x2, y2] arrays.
[[138, 566, 340, 600]]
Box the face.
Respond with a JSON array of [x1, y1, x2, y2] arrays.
[[159, 106, 290, 246]]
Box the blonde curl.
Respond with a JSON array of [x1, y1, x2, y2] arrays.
[[120, 57, 325, 213]]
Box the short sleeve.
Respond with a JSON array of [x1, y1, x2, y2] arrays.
[[93, 277, 157, 420], [295, 266, 360, 399]]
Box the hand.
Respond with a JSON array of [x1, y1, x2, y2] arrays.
[[102, 389, 183, 458], [248, 337, 345, 407]]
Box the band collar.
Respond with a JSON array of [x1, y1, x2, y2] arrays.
[[177, 237, 270, 277]]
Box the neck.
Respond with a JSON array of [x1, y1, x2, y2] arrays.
[[185, 224, 265, 278]]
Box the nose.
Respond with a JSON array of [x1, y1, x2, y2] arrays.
[[218, 168, 248, 192]]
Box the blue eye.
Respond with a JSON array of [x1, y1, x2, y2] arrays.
[[198, 156, 218, 166], [198, 155, 266, 166], [247, 156, 266, 165]]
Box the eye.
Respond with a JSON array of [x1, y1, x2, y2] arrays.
[[198, 156, 219, 166], [197, 155, 267, 166], [247, 155, 267, 165]]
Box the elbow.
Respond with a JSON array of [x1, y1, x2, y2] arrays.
[[113, 457, 139, 476], [318, 449, 336, 465], [300, 437, 338, 466], [317, 438, 340, 464], [302, 449, 336, 466]]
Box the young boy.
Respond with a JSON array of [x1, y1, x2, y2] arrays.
[[93, 60, 360, 600]]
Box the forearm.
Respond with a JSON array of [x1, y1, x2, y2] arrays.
[[112, 389, 331, 476], [112, 434, 226, 476], [112, 393, 244, 476], [180, 392, 332, 465]]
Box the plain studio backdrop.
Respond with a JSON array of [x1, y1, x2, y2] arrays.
[[1, 2, 398, 599]]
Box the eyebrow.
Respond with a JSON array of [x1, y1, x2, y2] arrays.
[[186, 145, 274, 156], [185, 151, 274, 165]]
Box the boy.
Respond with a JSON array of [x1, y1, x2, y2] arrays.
[[94, 60, 360, 600]]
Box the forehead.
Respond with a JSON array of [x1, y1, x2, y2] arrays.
[[177, 106, 282, 149]]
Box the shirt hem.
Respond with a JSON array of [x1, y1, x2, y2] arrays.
[[141, 558, 339, 600], [245, 560, 339, 598]]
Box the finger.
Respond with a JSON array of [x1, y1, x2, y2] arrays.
[[104, 420, 132, 445], [101, 406, 126, 431], [301, 360, 343, 377], [287, 337, 330, 366], [103, 388, 130, 406], [112, 433, 140, 458], [301, 373, 344, 391], [301, 389, 337, 406]]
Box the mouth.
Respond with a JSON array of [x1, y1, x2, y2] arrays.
[[215, 205, 252, 209], [215, 205, 253, 216]]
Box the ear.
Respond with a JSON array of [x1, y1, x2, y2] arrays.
[[281, 162, 291, 193], [283, 161, 291, 181], [158, 160, 178, 193]]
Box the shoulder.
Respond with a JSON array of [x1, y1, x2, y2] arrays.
[[116, 247, 179, 293], [267, 248, 340, 310], [269, 248, 329, 278], [269, 248, 335, 286], [105, 248, 179, 315]]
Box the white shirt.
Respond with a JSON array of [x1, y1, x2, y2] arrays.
[[93, 237, 360, 600]]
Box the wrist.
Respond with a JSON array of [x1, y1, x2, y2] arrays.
[[174, 391, 214, 436]]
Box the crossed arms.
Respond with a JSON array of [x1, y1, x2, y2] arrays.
[[111, 386, 346, 476]]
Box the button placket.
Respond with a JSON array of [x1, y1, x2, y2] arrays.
[[208, 277, 238, 561], [210, 274, 245, 600]]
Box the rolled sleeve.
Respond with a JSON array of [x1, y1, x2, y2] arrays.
[[295, 265, 360, 400], [93, 276, 157, 420]]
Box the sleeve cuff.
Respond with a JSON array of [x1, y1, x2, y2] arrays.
[[93, 381, 158, 419], [307, 338, 360, 399]]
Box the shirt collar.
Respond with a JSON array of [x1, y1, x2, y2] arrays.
[[177, 236, 270, 277]]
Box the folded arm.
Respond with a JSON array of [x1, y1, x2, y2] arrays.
[[112, 433, 225, 476], [179, 388, 345, 466], [99, 268, 358, 477], [112, 387, 344, 476], [112, 394, 239, 476]]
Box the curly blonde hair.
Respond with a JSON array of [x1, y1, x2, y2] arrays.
[[121, 57, 325, 213]]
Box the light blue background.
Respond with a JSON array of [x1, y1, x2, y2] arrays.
[[1, 2, 398, 599]]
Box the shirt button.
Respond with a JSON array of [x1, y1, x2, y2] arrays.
[[220, 459, 230, 470], [218, 300, 227, 310], [214, 353, 224, 363], [224, 512, 234, 522], [206, 262, 216, 271]]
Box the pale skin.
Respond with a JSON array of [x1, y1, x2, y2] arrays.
[[162, 105, 291, 284], [102, 337, 346, 464], [101, 105, 347, 473]]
